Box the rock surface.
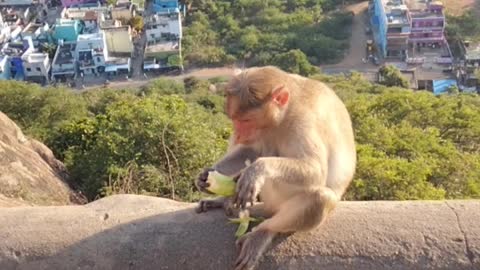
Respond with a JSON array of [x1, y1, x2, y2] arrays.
[[0, 194, 478, 270], [0, 111, 85, 207]]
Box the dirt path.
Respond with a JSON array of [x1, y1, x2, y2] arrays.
[[321, 1, 376, 71], [441, 0, 478, 15]]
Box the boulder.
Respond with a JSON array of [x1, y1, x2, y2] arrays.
[[0, 111, 86, 207]]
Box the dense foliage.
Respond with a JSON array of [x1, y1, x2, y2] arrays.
[[181, 0, 356, 68], [316, 72, 480, 200], [378, 65, 410, 88], [446, 10, 480, 41], [1, 72, 480, 202]]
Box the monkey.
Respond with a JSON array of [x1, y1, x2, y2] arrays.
[[195, 66, 357, 270]]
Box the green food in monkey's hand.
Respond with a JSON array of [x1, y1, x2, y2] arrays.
[[229, 210, 264, 238], [205, 171, 236, 197]]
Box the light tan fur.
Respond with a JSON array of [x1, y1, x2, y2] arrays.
[[196, 66, 356, 270]]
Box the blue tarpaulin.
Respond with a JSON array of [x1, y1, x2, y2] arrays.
[[432, 79, 457, 95]]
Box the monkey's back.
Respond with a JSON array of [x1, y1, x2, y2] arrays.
[[293, 75, 357, 197]]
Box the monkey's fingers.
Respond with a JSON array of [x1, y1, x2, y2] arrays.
[[235, 231, 250, 249], [234, 233, 258, 270], [196, 180, 210, 188]]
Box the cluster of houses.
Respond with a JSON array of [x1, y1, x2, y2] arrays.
[[370, 0, 480, 94], [0, 0, 184, 86], [143, 0, 182, 71]]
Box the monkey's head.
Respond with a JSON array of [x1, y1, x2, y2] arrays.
[[224, 66, 291, 145]]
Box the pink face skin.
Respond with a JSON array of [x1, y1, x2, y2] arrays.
[[232, 118, 258, 144], [228, 86, 290, 145]]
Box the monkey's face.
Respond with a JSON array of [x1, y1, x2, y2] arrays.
[[229, 103, 265, 145], [226, 89, 289, 145]]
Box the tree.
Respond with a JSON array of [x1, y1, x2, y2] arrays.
[[53, 96, 230, 201], [474, 69, 480, 81], [272, 49, 319, 76], [167, 54, 182, 67], [182, 0, 355, 68], [378, 65, 410, 88], [129, 16, 144, 32]]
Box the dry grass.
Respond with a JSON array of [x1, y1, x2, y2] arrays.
[[441, 0, 479, 16]]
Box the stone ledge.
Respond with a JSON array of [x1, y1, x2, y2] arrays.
[[0, 194, 479, 270]]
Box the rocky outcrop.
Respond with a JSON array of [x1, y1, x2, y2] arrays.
[[0, 194, 478, 270], [0, 111, 86, 207]]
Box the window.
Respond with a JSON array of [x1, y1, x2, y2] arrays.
[[97, 57, 101, 62], [36, 67, 41, 72], [26, 67, 32, 72]]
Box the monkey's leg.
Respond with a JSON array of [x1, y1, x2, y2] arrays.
[[195, 197, 236, 216], [234, 188, 338, 270]]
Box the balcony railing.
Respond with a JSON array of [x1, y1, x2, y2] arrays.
[[409, 36, 445, 42], [411, 26, 444, 31]]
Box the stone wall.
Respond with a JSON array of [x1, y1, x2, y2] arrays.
[[0, 194, 478, 270]]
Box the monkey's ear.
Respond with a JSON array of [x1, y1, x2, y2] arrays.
[[272, 85, 289, 107]]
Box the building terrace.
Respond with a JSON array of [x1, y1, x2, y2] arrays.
[[51, 42, 77, 81], [381, 0, 410, 25]]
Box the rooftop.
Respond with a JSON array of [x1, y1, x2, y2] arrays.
[[24, 52, 48, 63], [405, 0, 443, 10], [77, 31, 104, 41], [68, 1, 102, 9], [406, 0, 444, 18], [145, 40, 179, 53], [84, 10, 98, 21], [379, 0, 410, 25], [463, 41, 480, 60], [1, 41, 29, 57], [100, 19, 121, 28], [114, 2, 132, 10], [147, 12, 179, 23], [54, 43, 76, 65], [106, 55, 129, 65], [22, 23, 42, 34], [55, 18, 79, 27], [102, 25, 130, 32]]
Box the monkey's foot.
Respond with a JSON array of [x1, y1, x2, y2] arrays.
[[234, 229, 275, 270], [195, 197, 235, 216]]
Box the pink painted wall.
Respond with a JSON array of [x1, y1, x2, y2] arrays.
[[61, 0, 96, 7]]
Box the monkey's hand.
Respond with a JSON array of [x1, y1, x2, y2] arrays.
[[233, 163, 265, 209], [195, 167, 215, 194]]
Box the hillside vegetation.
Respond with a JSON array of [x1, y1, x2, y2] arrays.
[[1, 71, 479, 202], [182, 0, 362, 72]]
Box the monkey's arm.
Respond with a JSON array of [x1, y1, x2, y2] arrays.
[[213, 146, 260, 176], [234, 157, 326, 208]]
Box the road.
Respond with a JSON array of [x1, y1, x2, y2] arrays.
[[321, 1, 377, 71], [79, 67, 238, 91]]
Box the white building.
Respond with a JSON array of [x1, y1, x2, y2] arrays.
[[145, 12, 182, 44], [51, 42, 76, 82], [0, 55, 11, 80], [20, 22, 49, 46], [22, 52, 50, 84], [76, 31, 107, 75], [62, 4, 107, 32], [0, 0, 33, 6], [0, 13, 11, 44]]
